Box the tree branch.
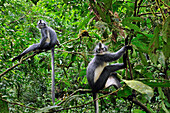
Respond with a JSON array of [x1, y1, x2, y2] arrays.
[[132, 98, 151, 113], [55, 85, 125, 112]]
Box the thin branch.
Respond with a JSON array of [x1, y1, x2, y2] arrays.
[[132, 98, 151, 113], [133, 0, 138, 17], [57, 89, 92, 106], [1, 98, 38, 110], [160, 0, 170, 8], [155, 0, 166, 21], [55, 85, 125, 112], [138, 12, 170, 17], [0, 35, 92, 77], [137, 0, 143, 15], [127, 53, 133, 80]]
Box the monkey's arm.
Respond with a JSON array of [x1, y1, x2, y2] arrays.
[[99, 46, 132, 62], [39, 29, 48, 48]]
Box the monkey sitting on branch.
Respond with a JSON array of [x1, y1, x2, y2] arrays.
[[12, 20, 60, 104]]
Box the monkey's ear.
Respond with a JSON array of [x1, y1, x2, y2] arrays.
[[43, 23, 45, 26], [99, 42, 102, 48]]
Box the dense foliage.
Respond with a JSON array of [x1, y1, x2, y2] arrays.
[[0, 0, 169, 112]]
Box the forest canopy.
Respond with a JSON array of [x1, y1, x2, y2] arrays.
[[0, 0, 169, 112]]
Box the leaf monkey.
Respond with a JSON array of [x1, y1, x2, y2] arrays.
[[12, 20, 60, 104], [86, 42, 132, 113]]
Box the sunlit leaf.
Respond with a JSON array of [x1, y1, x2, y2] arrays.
[[133, 109, 145, 113], [123, 80, 154, 100]]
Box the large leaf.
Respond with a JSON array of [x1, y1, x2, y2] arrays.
[[132, 39, 150, 53], [123, 80, 154, 100], [162, 37, 170, 58], [162, 16, 170, 43], [149, 52, 159, 64], [122, 17, 143, 31], [139, 52, 148, 66], [149, 25, 161, 52]]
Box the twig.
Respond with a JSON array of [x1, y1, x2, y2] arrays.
[[57, 89, 92, 106], [1, 98, 38, 110], [127, 53, 133, 80], [133, 0, 138, 17], [137, 0, 143, 15], [160, 0, 170, 8], [55, 85, 125, 112], [132, 98, 151, 113], [155, 0, 166, 21]]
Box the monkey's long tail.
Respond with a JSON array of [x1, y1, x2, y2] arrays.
[[51, 47, 55, 104], [93, 92, 99, 113]]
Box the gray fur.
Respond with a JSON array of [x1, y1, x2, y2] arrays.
[[12, 20, 60, 105], [86, 42, 127, 113], [12, 20, 60, 61]]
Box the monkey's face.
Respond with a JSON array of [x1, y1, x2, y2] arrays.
[[37, 20, 47, 29], [94, 42, 108, 54]]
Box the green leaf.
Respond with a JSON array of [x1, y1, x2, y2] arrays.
[[142, 82, 170, 87], [162, 37, 170, 58], [149, 25, 161, 52], [158, 87, 165, 99], [162, 16, 170, 43], [139, 52, 148, 66], [161, 101, 169, 113], [79, 69, 86, 77], [123, 80, 154, 100], [149, 52, 159, 64], [122, 17, 143, 31], [117, 87, 132, 98], [133, 109, 146, 113], [71, 54, 77, 61], [132, 39, 149, 53]]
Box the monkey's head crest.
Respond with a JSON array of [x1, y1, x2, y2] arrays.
[[37, 20, 47, 29], [94, 42, 108, 54]]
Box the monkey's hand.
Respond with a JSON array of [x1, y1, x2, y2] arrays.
[[125, 45, 133, 54]]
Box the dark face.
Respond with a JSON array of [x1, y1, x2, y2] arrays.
[[95, 42, 108, 54], [37, 20, 47, 29]]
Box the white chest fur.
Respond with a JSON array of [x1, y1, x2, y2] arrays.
[[46, 30, 51, 43], [94, 62, 107, 83]]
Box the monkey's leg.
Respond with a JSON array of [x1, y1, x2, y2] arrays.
[[51, 47, 55, 104], [94, 63, 124, 91], [12, 43, 40, 62]]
